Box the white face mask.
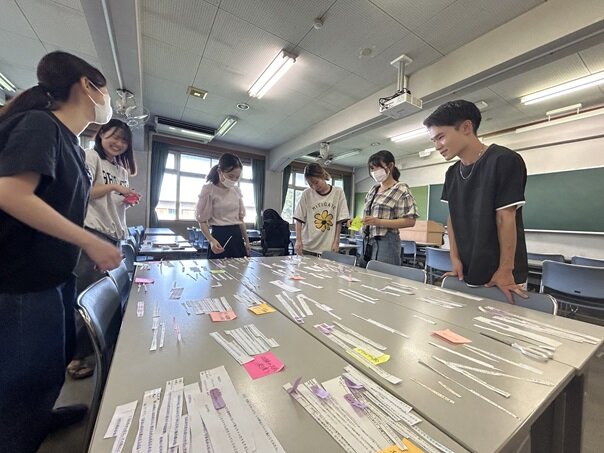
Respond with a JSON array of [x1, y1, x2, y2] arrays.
[[371, 168, 388, 183], [88, 82, 113, 124], [221, 175, 239, 188]]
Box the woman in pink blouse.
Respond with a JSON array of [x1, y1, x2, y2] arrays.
[[195, 153, 251, 258]]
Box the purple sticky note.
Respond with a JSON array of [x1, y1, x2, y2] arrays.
[[317, 325, 332, 335], [287, 377, 302, 395], [342, 375, 364, 390], [311, 385, 330, 399], [209, 388, 225, 410], [344, 393, 367, 409]]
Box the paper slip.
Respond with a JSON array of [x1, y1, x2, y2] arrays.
[[433, 329, 472, 344], [169, 287, 184, 299], [131, 388, 162, 453], [210, 269, 226, 274], [402, 438, 424, 453], [249, 303, 276, 315], [241, 395, 286, 452], [225, 327, 269, 355], [135, 277, 154, 284], [209, 332, 254, 365], [433, 286, 483, 301], [353, 347, 390, 365], [244, 324, 279, 348], [346, 349, 402, 385], [349, 216, 363, 231], [244, 352, 285, 379], [183, 383, 213, 453], [210, 310, 237, 322], [340, 275, 361, 282], [137, 301, 144, 317], [103, 400, 137, 439], [378, 446, 405, 453], [289, 275, 305, 280], [269, 280, 301, 292]]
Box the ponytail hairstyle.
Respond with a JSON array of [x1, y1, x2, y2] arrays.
[[367, 150, 400, 181], [207, 153, 243, 185], [304, 162, 331, 181], [0, 51, 106, 123], [94, 119, 137, 175]]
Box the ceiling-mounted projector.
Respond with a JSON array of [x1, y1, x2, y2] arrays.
[[379, 54, 423, 119]]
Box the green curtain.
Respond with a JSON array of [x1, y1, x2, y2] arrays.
[[149, 141, 171, 226], [251, 159, 265, 229], [281, 165, 292, 209], [342, 174, 353, 213]]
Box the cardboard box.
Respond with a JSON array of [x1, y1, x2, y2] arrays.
[[399, 220, 445, 245]]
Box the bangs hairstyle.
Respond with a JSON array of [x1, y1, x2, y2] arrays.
[[94, 119, 137, 175], [304, 162, 330, 181], [0, 51, 106, 123], [207, 153, 243, 184], [367, 150, 400, 181], [423, 99, 482, 134]]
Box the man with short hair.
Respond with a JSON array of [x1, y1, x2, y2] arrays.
[[423, 100, 528, 303]]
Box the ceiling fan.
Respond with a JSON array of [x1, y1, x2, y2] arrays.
[[306, 142, 362, 166], [114, 89, 150, 129]]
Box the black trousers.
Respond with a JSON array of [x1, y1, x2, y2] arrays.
[[208, 225, 247, 259]]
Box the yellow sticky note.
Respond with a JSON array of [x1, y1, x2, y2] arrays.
[[378, 446, 406, 453], [353, 347, 390, 365], [249, 303, 276, 315], [349, 216, 363, 231], [403, 438, 425, 453], [210, 269, 225, 274]]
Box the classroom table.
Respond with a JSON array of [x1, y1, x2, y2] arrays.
[[142, 234, 190, 246], [88, 259, 467, 453], [244, 257, 583, 453], [138, 244, 200, 260], [144, 227, 176, 236]]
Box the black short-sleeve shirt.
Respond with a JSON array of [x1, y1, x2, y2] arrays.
[[0, 110, 91, 293], [441, 144, 528, 285]]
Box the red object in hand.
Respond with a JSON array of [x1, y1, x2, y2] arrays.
[[123, 194, 140, 204]]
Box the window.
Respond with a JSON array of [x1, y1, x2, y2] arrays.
[[156, 151, 256, 223], [281, 169, 343, 223]]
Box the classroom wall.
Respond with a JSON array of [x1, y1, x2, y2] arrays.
[[354, 118, 604, 258], [125, 149, 148, 228]]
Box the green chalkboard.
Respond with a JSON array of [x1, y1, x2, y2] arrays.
[[428, 168, 604, 232], [354, 192, 366, 217], [409, 186, 428, 221]]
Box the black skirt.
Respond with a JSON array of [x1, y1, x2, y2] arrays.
[[208, 225, 247, 259]]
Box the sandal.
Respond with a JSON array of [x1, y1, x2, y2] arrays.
[[67, 360, 95, 379]]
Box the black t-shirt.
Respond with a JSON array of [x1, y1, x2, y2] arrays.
[[441, 144, 528, 285], [0, 110, 91, 293]]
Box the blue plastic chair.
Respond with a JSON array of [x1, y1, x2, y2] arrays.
[[571, 256, 604, 268], [425, 247, 453, 284], [320, 250, 356, 266], [366, 260, 426, 284], [441, 276, 557, 314], [401, 240, 418, 266], [541, 260, 604, 314], [527, 252, 565, 262]]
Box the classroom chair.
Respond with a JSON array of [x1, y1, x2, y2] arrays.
[[571, 256, 604, 268], [366, 260, 427, 284], [425, 247, 453, 284], [541, 261, 604, 316], [107, 259, 131, 311], [119, 241, 136, 278], [401, 240, 418, 267], [76, 276, 122, 447], [441, 276, 557, 315], [527, 252, 565, 262], [320, 250, 356, 266]]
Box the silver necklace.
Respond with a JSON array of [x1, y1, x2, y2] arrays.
[[459, 145, 487, 180]]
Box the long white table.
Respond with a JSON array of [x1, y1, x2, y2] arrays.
[[89, 258, 466, 452]]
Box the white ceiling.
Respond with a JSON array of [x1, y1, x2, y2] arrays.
[[1, 0, 604, 169]]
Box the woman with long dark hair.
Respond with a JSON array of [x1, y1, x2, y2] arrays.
[[361, 150, 418, 266], [195, 153, 251, 258], [0, 51, 121, 451], [69, 119, 139, 378]]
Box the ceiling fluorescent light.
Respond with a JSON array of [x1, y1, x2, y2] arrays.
[[418, 147, 435, 158], [515, 107, 604, 133], [332, 149, 362, 161], [248, 50, 296, 99], [216, 115, 238, 136], [520, 71, 604, 105], [0, 72, 17, 92], [545, 103, 582, 117], [390, 127, 428, 143]]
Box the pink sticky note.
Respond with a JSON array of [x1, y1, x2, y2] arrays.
[[432, 329, 472, 344], [134, 277, 154, 284], [243, 352, 285, 380], [290, 275, 305, 280], [209, 311, 237, 322]]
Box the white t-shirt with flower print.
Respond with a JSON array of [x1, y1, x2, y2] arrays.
[[293, 186, 350, 254]]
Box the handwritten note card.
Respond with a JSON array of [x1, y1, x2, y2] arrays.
[[432, 329, 472, 344], [134, 277, 154, 284], [248, 304, 276, 315], [353, 347, 390, 365], [349, 216, 363, 232], [209, 311, 237, 322], [243, 352, 285, 380]]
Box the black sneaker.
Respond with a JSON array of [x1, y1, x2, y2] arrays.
[[49, 404, 88, 431]]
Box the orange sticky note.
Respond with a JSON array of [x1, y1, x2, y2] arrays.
[[209, 310, 237, 322], [248, 303, 276, 315], [378, 446, 405, 453], [432, 329, 471, 344], [403, 438, 425, 453], [290, 275, 305, 280]]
